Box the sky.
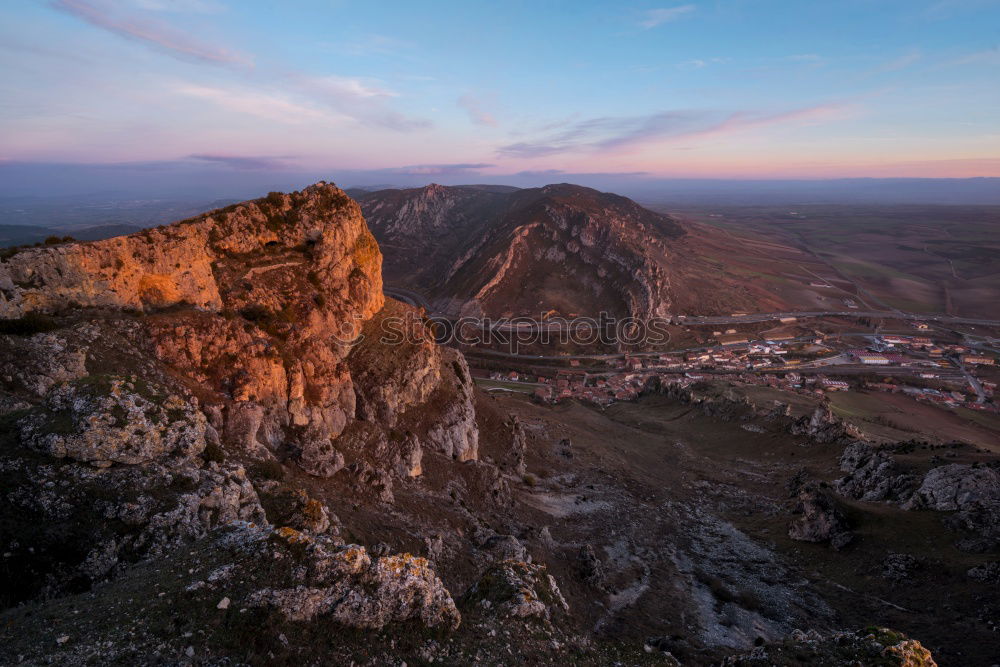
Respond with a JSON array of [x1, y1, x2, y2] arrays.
[[1, 0, 1000, 186]]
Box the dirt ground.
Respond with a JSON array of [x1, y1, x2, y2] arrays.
[[489, 391, 1000, 666], [829, 390, 1000, 450], [662, 205, 1000, 318]]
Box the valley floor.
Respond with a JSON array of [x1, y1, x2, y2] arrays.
[[493, 392, 999, 666]]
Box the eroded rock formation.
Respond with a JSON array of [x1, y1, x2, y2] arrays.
[[359, 183, 704, 319], [0, 183, 478, 630], [0, 183, 478, 479]]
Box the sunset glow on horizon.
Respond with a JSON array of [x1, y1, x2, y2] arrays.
[[2, 0, 999, 180]]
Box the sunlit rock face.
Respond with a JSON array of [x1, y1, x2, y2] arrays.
[[0, 182, 478, 478], [0, 183, 382, 319], [0, 183, 484, 631]]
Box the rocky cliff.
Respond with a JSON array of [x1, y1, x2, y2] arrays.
[[358, 183, 768, 319], [358, 183, 685, 319], [0, 183, 477, 477], [0, 183, 504, 660], [0, 183, 943, 665], [0, 182, 677, 664]]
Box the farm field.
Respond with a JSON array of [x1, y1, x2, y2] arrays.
[[828, 390, 1000, 449], [654, 204, 1000, 318]]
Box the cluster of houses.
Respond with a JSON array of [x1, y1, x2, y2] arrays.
[[479, 327, 997, 412], [609, 335, 824, 374], [739, 371, 857, 395], [524, 368, 858, 406], [524, 370, 651, 406], [877, 335, 992, 363], [962, 354, 996, 366], [863, 380, 994, 409], [848, 335, 996, 369], [516, 367, 996, 412]]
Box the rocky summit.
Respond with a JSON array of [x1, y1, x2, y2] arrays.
[[356, 183, 773, 319], [0, 183, 956, 666], [0, 184, 490, 663]]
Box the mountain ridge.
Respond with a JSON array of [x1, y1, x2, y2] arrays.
[[358, 182, 782, 319], [358, 182, 693, 319], [0, 182, 949, 665]]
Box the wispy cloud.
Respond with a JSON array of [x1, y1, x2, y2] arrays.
[[173, 78, 428, 131], [174, 84, 342, 124], [786, 53, 825, 63], [677, 56, 730, 70], [187, 154, 292, 170], [686, 104, 853, 142], [129, 0, 225, 13], [334, 33, 412, 57], [457, 94, 498, 126], [513, 169, 649, 178], [46, 1, 437, 134], [514, 169, 565, 177], [498, 103, 852, 158], [382, 163, 495, 175], [871, 49, 921, 74], [948, 47, 1000, 66], [639, 5, 695, 29], [307, 75, 397, 100], [499, 112, 706, 157], [297, 75, 430, 131], [51, 0, 252, 67]]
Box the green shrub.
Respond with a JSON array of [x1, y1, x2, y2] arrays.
[[276, 304, 297, 323], [239, 305, 272, 322], [202, 440, 226, 464], [252, 460, 285, 481], [0, 313, 60, 336]]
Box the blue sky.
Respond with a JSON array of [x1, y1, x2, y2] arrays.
[[1, 0, 999, 180]]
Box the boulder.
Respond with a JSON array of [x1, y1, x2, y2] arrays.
[[18, 375, 207, 466], [835, 442, 917, 503], [722, 627, 937, 666], [479, 534, 529, 562], [903, 464, 1000, 511], [788, 485, 853, 550], [966, 561, 1000, 583], [247, 528, 460, 631], [789, 405, 860, 444], [577, 544, 605, 586], [881, 553, 922, 582], [464, 560, 569, 621]]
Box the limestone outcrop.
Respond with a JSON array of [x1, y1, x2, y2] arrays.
[[463, 560, 569, 621], [722, 627, 937, 666], [245, 527, 461, 630], [18, 375, 208, 466], [0, 182, 484, 611], [358, 183, 688, 320], [0, 183, 479, 480], [835, 442, 918, 503], [902, 463, 1000, 511], [787, 482, 853, 550]]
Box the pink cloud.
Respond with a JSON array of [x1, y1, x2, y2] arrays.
[[498, 102, 856, 158], [639, 5, 696, 29], [51, 0, 252, 67], [457, 94, 498, 126]]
